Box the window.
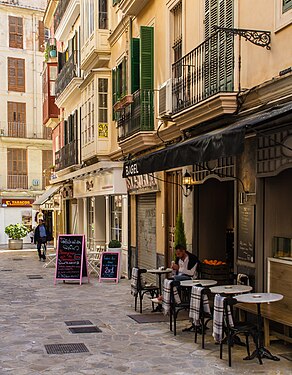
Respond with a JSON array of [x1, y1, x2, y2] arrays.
[[87, 197, 95, 246], [7, 102, 26, 137], [171, 1, 182, 64], [9, 16, 23, 49], [38, 20, 45, 52], [112, 57, 127, 106], [82, 0, 95, 43], [283, 0, 292, 12], [81, 81, 95, 146], [99, 0, 108, 29], [8, 57, 25, 92], [42, 150, 53, 188], [49, 65, 57, 96], [7, 148, 27, 189], [98, 78, 108, 137], [110, 195, 122, 242]]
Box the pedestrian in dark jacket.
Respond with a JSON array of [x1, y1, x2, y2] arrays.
[[34, 219, 52, 261]]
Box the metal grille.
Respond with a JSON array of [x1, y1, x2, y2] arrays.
[[193, 156, 234, 183], [65, 320, 93, 326], [45, 343, 89, 355], [27, 275, 43, 279], [12, 258, 23, 261], [69, 326, 102, 334], [0, 269, 13, 272], [137, 194, 157, 284]]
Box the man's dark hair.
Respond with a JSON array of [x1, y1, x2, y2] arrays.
[[175, 244, 186, 251]]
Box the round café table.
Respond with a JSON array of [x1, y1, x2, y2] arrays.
[[181, 279, 218, 288], [210, 284, 252, 295], [235, 293, 283, 362], [147, 268, 172, 295]]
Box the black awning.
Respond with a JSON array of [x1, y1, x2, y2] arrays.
[[123, 125, 245, 177], [122, 101, 292, 178]]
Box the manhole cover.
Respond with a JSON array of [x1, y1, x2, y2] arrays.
[[27, 275, 43, 279], [0, 269, 13, 272], [65, 320, 93, 326], [45, 343, 89, 355], [69, 326, 102, 334]]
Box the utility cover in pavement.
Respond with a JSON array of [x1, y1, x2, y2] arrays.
[[45, 343, 89, 355], [0, 269, 13, 272], [27, 275, 43, 279], [12, 258, 23, 261], [69, 326, 102, 334], [65, 320, 93, 326]]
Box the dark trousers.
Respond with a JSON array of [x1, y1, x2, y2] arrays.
[[37, 237, 47, 259]]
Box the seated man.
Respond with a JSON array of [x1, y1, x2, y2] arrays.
[[171, 244, 199, 281]]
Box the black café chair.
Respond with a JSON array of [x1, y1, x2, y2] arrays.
[[170, 280, 190, 336], [194, 287, 213, 349], [220, 297, 262, 367], [135, 269, 159, 314]]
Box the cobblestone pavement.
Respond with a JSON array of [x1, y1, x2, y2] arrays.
[[0, 250, 291, 375]]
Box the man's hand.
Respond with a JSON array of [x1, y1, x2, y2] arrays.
[[171, 263, 179, 271]]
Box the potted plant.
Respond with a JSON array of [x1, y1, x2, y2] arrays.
[[108, 239, 121, 250], [5, 223, 29, 250]]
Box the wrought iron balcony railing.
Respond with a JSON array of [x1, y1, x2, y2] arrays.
[[117, 89, 154, 141], [55, 140, 78, 171], [7, 175, 28, 190], [55, 54, 78, 97], [54, 0, 71, 32], [172, 29, 234, 114], [0, 122, 52, 140], [8, 122, 26, 138]]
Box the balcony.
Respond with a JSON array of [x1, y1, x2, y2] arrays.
[[118, 0, 152, 16], [42, 63, 59, 127], [171, 30, 238, 130], [55, 54, 78, 97], [7, 175, 28, 190], [54, 0, 80, 42], [55, 140, 78, 171], [0, 122, 52, 140], [8, 122, 26, 138]]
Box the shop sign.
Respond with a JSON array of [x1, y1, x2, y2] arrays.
[[126, 173, 159, 194], [1, 199, 34, 208]]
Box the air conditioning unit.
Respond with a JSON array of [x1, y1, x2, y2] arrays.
[[158, 79, 172, 117], [0, 128, 5, 136]]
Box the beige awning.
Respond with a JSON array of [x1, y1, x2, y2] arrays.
[[33, 184, 62, 207]]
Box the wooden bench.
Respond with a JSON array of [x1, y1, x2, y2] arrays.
[[236, 301, 292, 347]]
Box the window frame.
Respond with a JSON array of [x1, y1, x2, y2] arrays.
[[9, 16, 23, 49], [8, 57, 25, 92]]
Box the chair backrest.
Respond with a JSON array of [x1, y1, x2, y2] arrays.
[[223, 297, 237, 329], [137, 268, 147, 290], [170, 280, 183, 305], [236, 273, 250, 286]]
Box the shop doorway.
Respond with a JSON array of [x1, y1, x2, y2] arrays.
[[194, 178, 234, 265]]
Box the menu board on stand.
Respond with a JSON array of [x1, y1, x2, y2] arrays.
[[54, 234, 89, 285], [99, 252, 120, 283]]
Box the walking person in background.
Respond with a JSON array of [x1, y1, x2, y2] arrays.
[[34, 219, 51, 261]]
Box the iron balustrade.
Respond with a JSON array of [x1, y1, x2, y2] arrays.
[[55, 140, 78, 171], [117, 89, 154, 141], [54, 0, 71, 32], [7, 175, 28, 189], [0, 122, 52, 139], [8, 122, 26, 138], [172, 30, 234, 114], [55, 54, 78, 97]]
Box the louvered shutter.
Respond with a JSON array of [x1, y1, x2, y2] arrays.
[[283, 0, 292, 12], [9, 16, 23, 49], [38, 20, 45, 52], [140, 26, 154, 130], [204, 0, 233, 97], [122, 57, 127, 97], [131, 38, 140, 93], [8, 58, 25, 92], [112, 67, 117, 120]]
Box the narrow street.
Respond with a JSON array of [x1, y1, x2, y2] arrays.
[[0, 250, 291, 375]]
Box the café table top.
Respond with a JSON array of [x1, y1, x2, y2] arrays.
[[147, 268, 172, 274], [210, 284, 253, 295], [235, 292, 283, 304], [180, 279, 218, 287]]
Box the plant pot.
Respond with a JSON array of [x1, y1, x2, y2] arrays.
[[49, 49, 57, 58], [8, 239, 23, 250]]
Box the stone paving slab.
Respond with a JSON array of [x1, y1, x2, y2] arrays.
[[0, 250, 291, 374]]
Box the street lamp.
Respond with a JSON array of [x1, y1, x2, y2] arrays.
[[182, 170, 193, 197]]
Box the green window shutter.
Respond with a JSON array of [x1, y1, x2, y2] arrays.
[[140, 26, 154, 91], [122, 57, 127, 96], [131, 38, 140, 93], [112, 67, 116, 120], [140, 26, 154, 130], [283, 0, 292, 12]]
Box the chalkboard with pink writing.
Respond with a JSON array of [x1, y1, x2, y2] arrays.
[[54, 234, 88, 285], [99, 252, 120, 284]]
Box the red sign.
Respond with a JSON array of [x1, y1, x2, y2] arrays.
[[1, 199, 34, 207]]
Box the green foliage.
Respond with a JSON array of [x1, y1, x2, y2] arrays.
[[5, 223, 28, 240], [174, 213, 187, 249], [108, 239, 121, 248]]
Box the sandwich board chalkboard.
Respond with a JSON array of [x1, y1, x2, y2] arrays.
[[54, 234, 89, 285], [99, 251, 120, 284]]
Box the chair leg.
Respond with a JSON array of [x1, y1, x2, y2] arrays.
[[139, 293, 143, 314], [202, 317, 205, 349], [194, 325, 198, 343], [174, 311, 177, 336], [228, 333, 232, 367], [170, 308, 173, 332], [245, 334, 250, 358], [220, 341, 223, 359], [134, 295, 137, 311]]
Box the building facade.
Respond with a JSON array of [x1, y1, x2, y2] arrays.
[[0, 0, 52, 244]]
